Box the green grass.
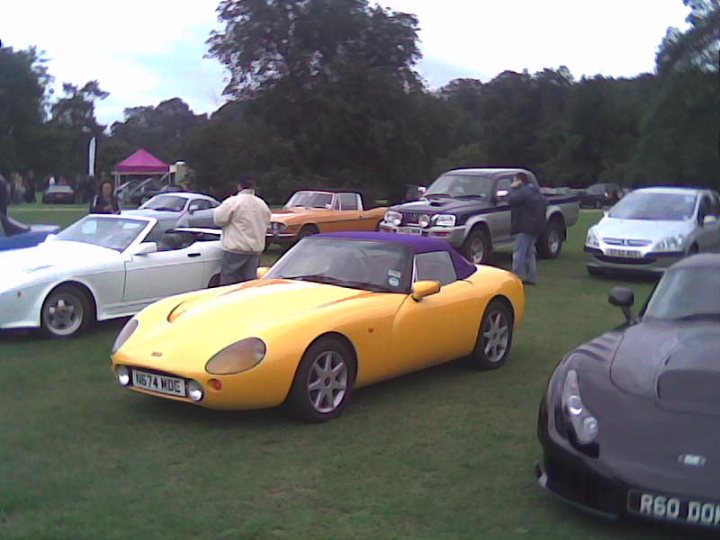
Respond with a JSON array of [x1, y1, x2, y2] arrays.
[[0, 210, 708, 540]]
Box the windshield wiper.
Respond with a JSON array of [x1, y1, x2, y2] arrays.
[[149, 207, 180, 212], [454, 194, 486, 199], [425, 193, 452, 198], [285, 274, 346, 285]]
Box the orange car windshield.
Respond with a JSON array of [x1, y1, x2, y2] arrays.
[[285, 192, 334, 209]]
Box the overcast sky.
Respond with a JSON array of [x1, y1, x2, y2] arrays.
[[1, 0, 690, 126]]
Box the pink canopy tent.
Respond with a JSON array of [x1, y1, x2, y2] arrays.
[[112, 148, 171, 189], [115, 148, 169, 174]]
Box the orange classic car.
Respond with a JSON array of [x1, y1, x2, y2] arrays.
[[267, 190, 388, 245]]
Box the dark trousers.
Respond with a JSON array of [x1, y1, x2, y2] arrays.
[[219, 251, 261, 285]]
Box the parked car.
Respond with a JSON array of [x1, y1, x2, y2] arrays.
[[0, 215, 60, 251], [124, 193, 220, 228], [111, 232, 525, 422], [579, 183, 622, 209], [115, 180, 141, 205], [42, 185, 75, 204], [537, 254, 720, 529], [380, 168, 580, 264], [585, 187, 720, 276], [0, 214, 223, 338], [123, 177, 185, 207]]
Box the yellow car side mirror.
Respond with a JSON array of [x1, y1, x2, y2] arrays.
[[412, 280, 441, 301], [256, 267, 270, 279]]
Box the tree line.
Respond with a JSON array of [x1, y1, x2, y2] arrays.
[[0, 0, 717, 203]]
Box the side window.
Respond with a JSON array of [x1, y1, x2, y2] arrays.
[[496, 177, 513, 197], [415, 251, 457, 286], [338, 193, 359, 211], [698, 196, 712, 224], [708, 193, 720, 217], [189, 199, 211, 211]]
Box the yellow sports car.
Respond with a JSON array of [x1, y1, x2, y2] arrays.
[[111, 232, 525, 422]]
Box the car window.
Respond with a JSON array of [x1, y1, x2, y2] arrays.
[[697, 196, 712, 223], [189, 199, 211, 211], [496, 177, 513, 195], [414, 251, 457, 286], [338, 193, 359, 211]]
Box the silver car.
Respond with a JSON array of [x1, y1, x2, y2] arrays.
[[585, 187, 720, 275]]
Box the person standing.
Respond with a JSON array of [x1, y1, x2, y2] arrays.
[[505, 172, 547, 285], [89, 179, 120, 214], [214, 178, 271, 285]]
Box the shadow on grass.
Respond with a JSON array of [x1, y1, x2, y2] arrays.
[[0, 318, 128, 344]]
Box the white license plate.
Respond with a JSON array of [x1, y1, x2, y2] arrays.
[[132, 370, 186, 397], [628, 490, 720, 527], [606, 248, 641, 258], [399, 226, 422, 235]]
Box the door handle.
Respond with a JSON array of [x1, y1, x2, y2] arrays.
[[188, 253, 201, 258]]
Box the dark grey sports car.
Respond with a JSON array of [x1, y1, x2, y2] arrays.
[[537, 254, 720, 529]]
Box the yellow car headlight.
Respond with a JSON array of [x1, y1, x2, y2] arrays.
[[112, 318, 138, 354], [205, 338, 267, 375]]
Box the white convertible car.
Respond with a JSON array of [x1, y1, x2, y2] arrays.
[[0, 214, 223, 338]]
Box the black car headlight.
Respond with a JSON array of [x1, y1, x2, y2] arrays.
[[562, 369, 599, 447], [205, 338, 267, 375], [112, 318, 138, 354], [432, 214, 456, 227]]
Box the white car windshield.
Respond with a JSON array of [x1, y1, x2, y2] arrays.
[[140, 195, 187, 212], [424, 174, 493, 199], [644, 268, 720, 321], [57, 216, 148, 252], [609, 192, 696, 221], [285, 192, 334, 209], [267, 238, 412, 293]]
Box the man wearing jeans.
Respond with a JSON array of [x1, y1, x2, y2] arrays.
[[506, 172, 547, 285], [214, 178, 272, 285]]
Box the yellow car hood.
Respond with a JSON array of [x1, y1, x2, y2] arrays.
[[121, 279, 375, 369]]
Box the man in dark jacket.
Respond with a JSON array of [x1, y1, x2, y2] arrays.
[[506, 172, 547, 285]]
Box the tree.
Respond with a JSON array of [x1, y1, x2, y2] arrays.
[[0, 46, 50, 176]]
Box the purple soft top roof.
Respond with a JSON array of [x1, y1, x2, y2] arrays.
[[314, 231, 477, 280]]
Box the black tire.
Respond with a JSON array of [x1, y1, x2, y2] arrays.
[[462, 228, 492, 265], [285, 336, 355, 423], [537, 219, 564, 259], [688, 244, 699, 256], [40, 284, 93, 338], [471, 299, 513, 370]]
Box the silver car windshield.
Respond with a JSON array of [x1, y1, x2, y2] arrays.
[[609, 192, 696, 221], [267, 238, 412, 293], [285, 192, 333, 209], [140, 195, 187, 212], [424, 174, 493, 199], [57, 216, 147, 252], [644, 268, 720, 321]]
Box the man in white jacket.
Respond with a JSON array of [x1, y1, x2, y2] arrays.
[[213, 178, 272, 285]]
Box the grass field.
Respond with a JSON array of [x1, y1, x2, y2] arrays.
[[1, 207, 710, 540]]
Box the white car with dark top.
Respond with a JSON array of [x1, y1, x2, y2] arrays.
[[0, 215, 223, 338]]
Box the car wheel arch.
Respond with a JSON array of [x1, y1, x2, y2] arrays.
[[547, 212, 567, 240], [44, 280, 98, 319], [284, 332, 360, 400], [488, 295, 515, 327]]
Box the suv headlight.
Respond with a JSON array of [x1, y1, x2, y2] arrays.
[[562, 370, 599, 445], [654, 235, 684, 252], [585, 227, 599, 248], [432, 214, 456, 227], [384, 211, 402, 226]]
